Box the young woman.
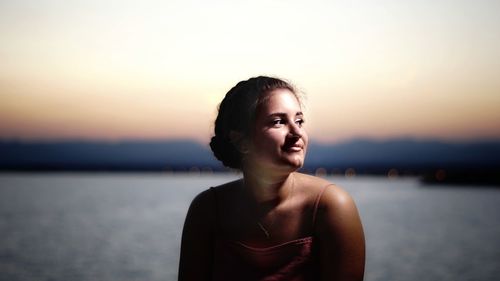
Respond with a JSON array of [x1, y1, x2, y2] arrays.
[[179, 76, 365, 281]]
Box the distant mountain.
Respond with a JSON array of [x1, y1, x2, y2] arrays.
[[306, 138, 500, 169], [1, 138, 500, 173], [0, 139, 222, 171]]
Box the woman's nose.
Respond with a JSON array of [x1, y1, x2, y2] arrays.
[[288, 123, 303, 138]]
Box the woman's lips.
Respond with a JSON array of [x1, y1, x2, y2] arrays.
[[282, 144, 303, 152]]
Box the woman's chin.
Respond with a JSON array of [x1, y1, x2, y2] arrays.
[[280, 156, 304, 170]]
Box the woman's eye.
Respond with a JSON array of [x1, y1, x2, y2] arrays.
[[272, 119, 285, 126], [295, 119, 305, 126]]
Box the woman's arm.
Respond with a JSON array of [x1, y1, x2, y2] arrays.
[[317, 185, 365, 281], [178, 190, 215, 281]]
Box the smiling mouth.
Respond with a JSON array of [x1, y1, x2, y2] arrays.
[[282, 144, 303, 152]]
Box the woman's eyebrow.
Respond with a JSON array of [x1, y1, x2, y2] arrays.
[[267, 112, 304, 118]]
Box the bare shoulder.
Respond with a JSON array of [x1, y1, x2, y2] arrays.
[[306, 175, 363, 241], [294, 172, 357, 212], [209, 178, 243, 199], [189, 179, 241, 209], [306, 176, 365, 280], [320, 183, 356, 211], [185, 188, 214, 225], [294, 172, 332, 193]]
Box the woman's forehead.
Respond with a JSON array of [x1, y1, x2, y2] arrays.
[[259, 89, 302, 113]]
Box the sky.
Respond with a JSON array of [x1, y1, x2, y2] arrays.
[[1, 0, 499, 144]]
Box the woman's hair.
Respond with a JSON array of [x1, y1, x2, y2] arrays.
[[210, 76, 299, 169]]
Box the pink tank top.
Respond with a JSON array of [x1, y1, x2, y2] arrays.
[[210, 185, 328, 281]]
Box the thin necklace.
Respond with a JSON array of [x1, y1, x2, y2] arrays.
[[257, 222, 271, 239], [256, 176, 295, 239]]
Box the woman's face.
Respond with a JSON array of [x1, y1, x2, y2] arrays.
[[244, 88, 308, 173]]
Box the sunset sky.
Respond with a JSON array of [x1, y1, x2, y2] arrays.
[[1, 0, 499, 144]]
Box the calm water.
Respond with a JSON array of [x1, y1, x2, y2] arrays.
[[0, 173, 499, 281]]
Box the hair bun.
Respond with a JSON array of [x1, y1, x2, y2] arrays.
[[209, 135, 241, 169]]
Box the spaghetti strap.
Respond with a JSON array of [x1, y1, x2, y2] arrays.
[[312, 184, 332, 227]]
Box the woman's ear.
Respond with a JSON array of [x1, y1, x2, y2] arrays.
[[229, 130, 249, 154]]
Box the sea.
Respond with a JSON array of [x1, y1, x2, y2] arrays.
[[0, 172, 499, 281]]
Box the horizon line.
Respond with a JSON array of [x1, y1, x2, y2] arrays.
[[2, 136, 500, 145]]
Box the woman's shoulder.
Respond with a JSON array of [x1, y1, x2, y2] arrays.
[[209, 178, 243, 197], [294, 172, 334, 193], [294, 172, 354, 210], [190, 178, 242, 207]]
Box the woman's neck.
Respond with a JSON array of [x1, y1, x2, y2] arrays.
[[242, 170, 295, 205]]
